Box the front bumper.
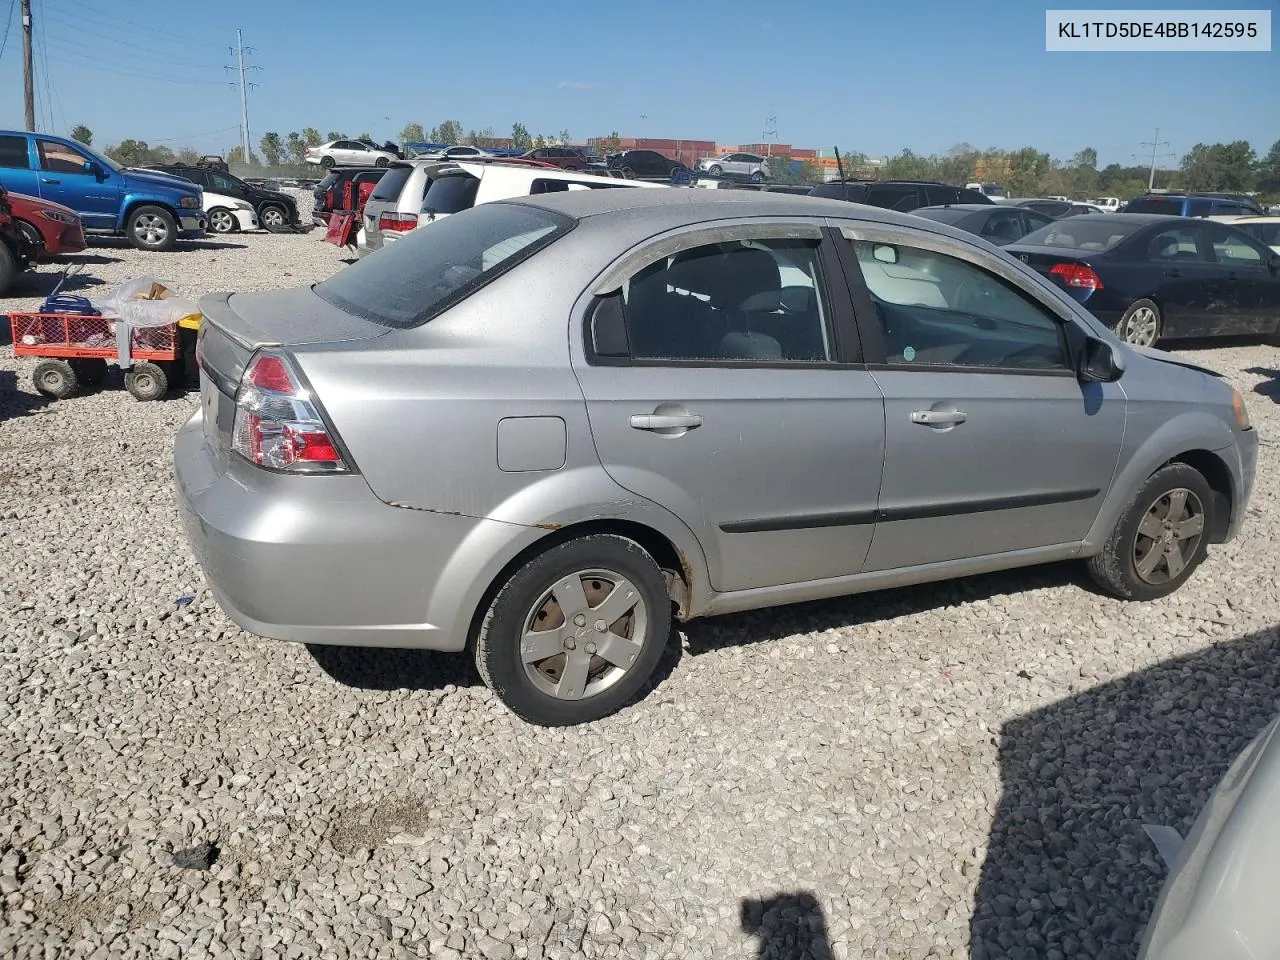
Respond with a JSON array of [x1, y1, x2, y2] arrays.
[[1228, 426, 1259, 541], [173, 410, 516, 650], [233, 208, 259, 231], [178, 212, 207, 238]]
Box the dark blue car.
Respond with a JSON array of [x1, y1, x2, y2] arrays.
[[1005, 213, 1280, 346]]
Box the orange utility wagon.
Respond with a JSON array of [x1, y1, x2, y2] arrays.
[[10, 310, 181, 401]]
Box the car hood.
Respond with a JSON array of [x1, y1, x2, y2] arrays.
[[124, 168, 201, 195], [1129, 345, 1223, 378], [4, 191, 78, 218], [259, 190, 296, 205]]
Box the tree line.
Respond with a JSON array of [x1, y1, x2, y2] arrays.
[[66, 122, 1280, 198]]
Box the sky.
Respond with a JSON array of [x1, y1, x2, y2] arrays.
[[0, 0, 1274, 166]]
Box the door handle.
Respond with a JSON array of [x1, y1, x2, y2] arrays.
[[40, 177, 60, 184], [630, 413, 703, 431], [911, 410, 967, 426], [1165, 268, 1182, 278]]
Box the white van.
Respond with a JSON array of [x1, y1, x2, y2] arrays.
[[1092, 197, 1123, 212]]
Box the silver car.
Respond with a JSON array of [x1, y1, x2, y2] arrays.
[[697, 152, 772, 181], [305, 139, 398, 169], [176, 191, 1257, 726]]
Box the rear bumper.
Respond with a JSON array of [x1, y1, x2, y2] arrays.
[[173, 410, 529, 650]]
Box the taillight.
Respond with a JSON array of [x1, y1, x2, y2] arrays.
[[231, 350, 348, 472], [1050, 262, 1104, 291], [378, 211, 418, 232]]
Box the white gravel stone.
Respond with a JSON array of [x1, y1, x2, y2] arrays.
[[3, 230, 1280, 958]]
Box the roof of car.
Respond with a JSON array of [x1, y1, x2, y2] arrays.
[[915, 204, 998, 213], [1063, 213, 1192, 225]]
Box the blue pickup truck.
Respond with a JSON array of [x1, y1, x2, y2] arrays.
[[0, 131, 206, 251]]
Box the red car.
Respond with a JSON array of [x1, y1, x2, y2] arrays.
[[7, 191, 86, 259]]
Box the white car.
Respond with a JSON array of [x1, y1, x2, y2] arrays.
[[1207, 215, 1280, 255], [696, 153, 771, 181], [368, 161, 665, 252], [304, 139, 398, 169], [1092, 197, 1123, 212], [203, 191, 258, 234], [413, 145, 494, 161]]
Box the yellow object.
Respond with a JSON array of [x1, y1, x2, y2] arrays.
[[177, 313, 202, 330]]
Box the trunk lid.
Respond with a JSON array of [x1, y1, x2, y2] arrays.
[[1004, 245, 1093, 279]]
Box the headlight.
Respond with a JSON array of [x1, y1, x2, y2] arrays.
[[1232, 388, 1252, 431], [37, 210, 78, 223], [179, 195, 201, 209], [235, 201, 254, 211]]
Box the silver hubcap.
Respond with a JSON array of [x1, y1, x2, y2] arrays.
[[133, 214, 169, 246], [262, 208, 284, 226], [521, 568, 647, 701], [1121, 306, 1159, 346], [1134, 487, 1204, 584], [209, 211, 233, 232]]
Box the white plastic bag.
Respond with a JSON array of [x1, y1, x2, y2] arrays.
[[90, 276, 199, 368]]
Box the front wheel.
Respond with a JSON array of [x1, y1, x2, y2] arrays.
[[708, 164, 723, 176], [1086, 463, 1213, 601], [0, 241, 14, 296], [16, 220, 45, 260], [1118, 298, 1162, 347], [124, 361, 169, 401], [474, 535, 672, 726], [259, 205, 288, 231], [207, 207, 237, 234], [32, 359, 78, 399], [751, 170, 765, 183], [127, 205, 177, 251]]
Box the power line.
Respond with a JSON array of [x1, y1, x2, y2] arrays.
[[60, 0, 222, 48], [0, 0, 16, 62], [148, 124, 242, 143], [33, 0, 63, 133], [42, 52, 234, 85], [42, 32, 227, 72], [41, 9, 226, 68]]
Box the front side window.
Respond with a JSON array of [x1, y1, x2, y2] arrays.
[[209, 172, 241, 193], [37, 139, 90, 174], [1205, 225, 1264, 265], [851, 240, 1069, 370], [620, 239, 834, 363], [1146, 228, 1205, 262], [0, 135, 30, 169]]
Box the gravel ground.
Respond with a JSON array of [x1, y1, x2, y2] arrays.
[[2, 220, 1279, 960]]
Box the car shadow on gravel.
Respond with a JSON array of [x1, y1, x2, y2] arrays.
[[0, 369, 52, 422], [1244, 366, 1280, 403], [740, 893, 833, 959], [86, 238, 250, 252], [971, 625, 1280, 960]]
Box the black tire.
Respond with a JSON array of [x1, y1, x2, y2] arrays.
[[32, 359, 78, 399], [206, 207, 237, 234], [751, 170, 765, 183], [320, 156, 334, 169], [16, 220, 45, 260], [1117, 298, 1163, 347], [708, 164, 723, 176], [124, 361, 169, 401], [621, 166, 635, 180], [1086, 463, 1214, 601], [375, 157, 389, 168], [259, 204, 289, 232], [0, 241, 14, 296], [474, 535, 672, 726], [69, 358, 107, 388], [127, 205, 178, 252]]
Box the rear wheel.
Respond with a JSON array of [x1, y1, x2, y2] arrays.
[[259, 205, 288, 231], [320, 156, 334, 169], [33, 359, 78, 399], [69, 358, 107, 387], [474, 535, 672, 726], [124, 361, 168, 401], [1087, 463, 1213, 600], [1118, 298, 1162, 347], [0, 241, 14, 296], [375, 156, 389, 168]]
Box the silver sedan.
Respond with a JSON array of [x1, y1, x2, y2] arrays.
[[176, 190, 1257, 725]]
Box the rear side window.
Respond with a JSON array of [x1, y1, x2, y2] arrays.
[[370, 165, 413, 201], [1147, 227, 1206, 262], [0, 135, 30, 168], [866, 186, 920, 211], [807, 183, 852, 201], [314, 203, 571, 328], [924, 185, 960, 205], [1122, 197, 1184, 215], [1187, 199, 1211, 217], [423, 174, 480, 214]]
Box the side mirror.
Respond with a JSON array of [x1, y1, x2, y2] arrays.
[[588, 294, 629, 358], [1079, 336, 1125, 382], [88, 162, 107, 180], [872, 243, 899, 265]]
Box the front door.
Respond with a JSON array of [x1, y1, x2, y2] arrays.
[[571, 226, 885, 593], [33, 138, 119, 230], [833, 222, 1126, 571]]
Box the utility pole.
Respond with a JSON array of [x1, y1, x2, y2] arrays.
[[21, 0, 35, 130], [1140, 127, 1170, 191], [225, 31, 260, 164], [763, 115, 777, 157]]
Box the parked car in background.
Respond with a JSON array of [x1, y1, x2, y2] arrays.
[[696, 153, 772, 182], [416, 145, 494, 161], [964, 181, 1008, 199], [373, 159, 663, 250], [1138, 712, 1280, 959], [606, 149, 691, 182], [809, 179, 992, 212], [1092, 197, 1123, 212], [142, 164, 301, 231], [1121, 193, 1265, 217], [4, 190, 85, 259], [0, 130, 205, 250], [305, 139, 399, 169], [178, 189, 1256, 726], [312, 167, 386, 226], [1004, 213, 1280, 346], [1207, 216, 1280, 254], [1004, 198, 1107, 218], [0, 185, 40, 295], [912, 204, 1054, 245], [199, 190, 258, 233], [520, 146, 594, 170]]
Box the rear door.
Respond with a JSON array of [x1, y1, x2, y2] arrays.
[[1202, 222, 1280, 335], [0, 133, 39, 196], [570, 222, 886, 593], [1141, 223, 1222, 337], [831, 219, 1125, 570]]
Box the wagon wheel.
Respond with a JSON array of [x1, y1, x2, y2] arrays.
[[69, 358, 108, 388], [32, 359, 79, 399], [124, 361, 169, 402]]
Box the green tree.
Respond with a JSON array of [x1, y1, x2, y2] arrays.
[[882, 148, 936, 181], [226, 145, 259, 168], [595, 131, 621, 154], [1180, 140, 1258, 191], [464, 126, 495, 146], [400, 122, 426, 144], [259, 132, 284, 167], [357, 131, 372, 141], [1258, 139, 1280, 193], [511, 122, 532, 150], [176, 147, 201, 165], [432, 120, 464, 144], [69, 124, 93, 146], [558, 129, 571, 145], [302, 128, 323, 148], [325, 131, 345, 142], [1006, 146, 1052, 196], [106, 139, 152, 166], [149, 145, 175, 164], [285, 132, 305, 165]]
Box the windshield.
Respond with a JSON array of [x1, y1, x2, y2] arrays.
[[314, 202, 571, 328], [1019, 218, 1144, 250], [74, 142, 123, 173], [983, 186, 1007, 198]]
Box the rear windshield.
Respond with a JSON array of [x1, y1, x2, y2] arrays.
[[1019, 218, 1145, 251], [1123, 197, 1184, 214], [314, 203, 572, 328], [423, 174, 481, 214], [369, 165, 413, 201], [316, 172, 339, 192]]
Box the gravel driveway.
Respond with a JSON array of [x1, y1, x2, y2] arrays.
[[2, 218, 1279, 960]]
